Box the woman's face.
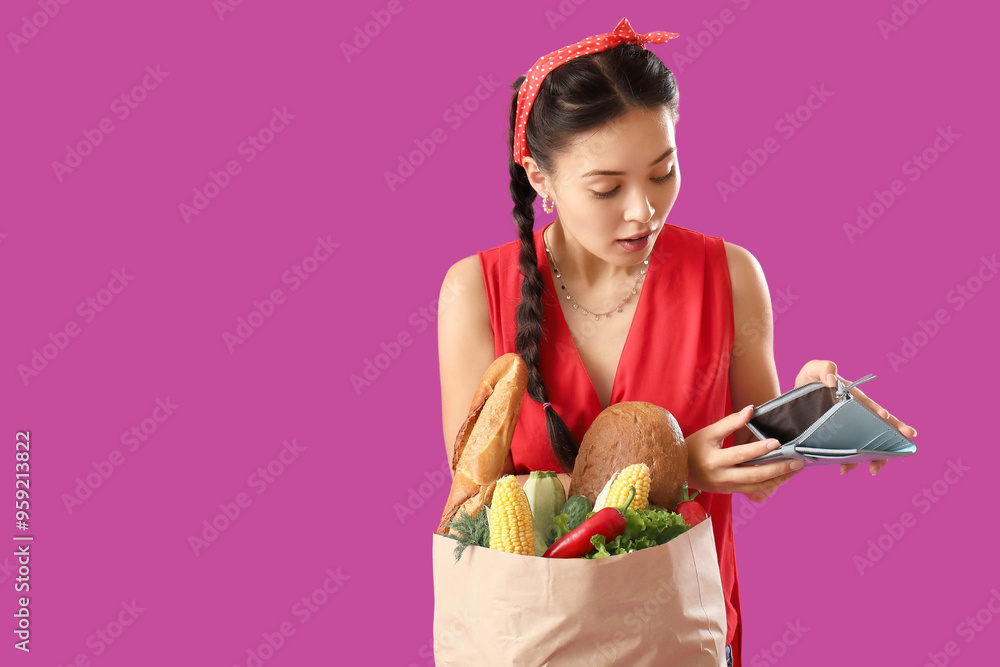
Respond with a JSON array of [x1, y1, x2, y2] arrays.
[[527, 105, 680, 268]]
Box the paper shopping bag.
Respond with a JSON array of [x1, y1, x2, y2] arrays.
[[432, 517, 726, 667]]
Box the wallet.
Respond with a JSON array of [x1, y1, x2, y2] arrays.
[[738, 373, 917, 467]]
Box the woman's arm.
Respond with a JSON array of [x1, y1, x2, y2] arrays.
[[437, 255, 500, 475], [725, 242, 782, 447]]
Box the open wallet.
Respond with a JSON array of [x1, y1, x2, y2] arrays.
[[738, 373, 918, 467]]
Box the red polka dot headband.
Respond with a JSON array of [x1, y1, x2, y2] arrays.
[[513, 17, 679, 167]]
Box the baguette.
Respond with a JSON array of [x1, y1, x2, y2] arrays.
[[435, 353, 528, 535]]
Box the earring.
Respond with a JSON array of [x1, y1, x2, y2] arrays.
[[542, 194, 555, 214]]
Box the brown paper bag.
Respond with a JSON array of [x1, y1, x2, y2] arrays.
[[432, 517, 726, 666]]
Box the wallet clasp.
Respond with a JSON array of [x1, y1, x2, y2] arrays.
[[836, 373, 877, 401]]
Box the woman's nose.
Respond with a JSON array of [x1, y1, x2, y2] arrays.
[[625, 188, 654, 223]]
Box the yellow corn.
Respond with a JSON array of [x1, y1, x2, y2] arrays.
[[598, 463, 651, 511], [488, 475, 536, 555]]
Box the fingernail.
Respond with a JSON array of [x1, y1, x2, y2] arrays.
[[790, 460, 805, 470], [840, 467, 847, 475], [742, 404, 754, 413], [768, 439, 780, 450]]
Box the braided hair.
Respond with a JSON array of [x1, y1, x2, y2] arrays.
[[506, 43, 680, 472]]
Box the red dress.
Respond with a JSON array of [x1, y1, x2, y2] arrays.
[[478, 220, 743, 665]]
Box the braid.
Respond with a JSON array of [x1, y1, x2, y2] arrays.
[[507, 76, 580, 473]]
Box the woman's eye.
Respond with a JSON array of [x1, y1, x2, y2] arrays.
[[591, 170, 675, 199]]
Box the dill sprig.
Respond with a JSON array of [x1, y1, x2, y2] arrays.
[[444, 507, 491, 562]]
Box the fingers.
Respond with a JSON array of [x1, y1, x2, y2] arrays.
[[869, 459, 888, 476], [697, 404, 755, 448], [741, 468, 803, 502], [795, 360, 838, 389], [719, 436, 782, 468], [726, 458, 804, 491], [844, 384, 918, 438], [842, 460, 889, 475]]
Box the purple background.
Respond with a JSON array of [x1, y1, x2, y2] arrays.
[[1, 0, 997, 665]]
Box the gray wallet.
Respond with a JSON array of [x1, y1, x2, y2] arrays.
[[738, 374, 917, 467]]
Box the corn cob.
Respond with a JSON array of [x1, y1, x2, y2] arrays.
[[487, 475, 536, 555], [594, 463, 651, 511]]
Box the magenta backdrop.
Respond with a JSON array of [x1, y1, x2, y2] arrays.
[[1, 0, 997, 665]]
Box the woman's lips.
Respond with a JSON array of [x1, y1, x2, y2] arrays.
[[617, 234, 650, 252]]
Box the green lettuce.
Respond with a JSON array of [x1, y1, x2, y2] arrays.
[[584, 507, 690, 558]]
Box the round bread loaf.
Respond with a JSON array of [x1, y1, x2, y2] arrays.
[[568, 402, 688, 510]]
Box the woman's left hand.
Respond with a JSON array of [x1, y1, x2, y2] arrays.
[[794, 360, 919, 476]]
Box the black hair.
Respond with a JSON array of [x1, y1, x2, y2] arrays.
[[507, 43, 680, 472]]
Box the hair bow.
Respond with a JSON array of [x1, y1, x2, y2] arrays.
[[513, 17, 679, 166]]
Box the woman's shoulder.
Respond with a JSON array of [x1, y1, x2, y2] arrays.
[[441, 253, 486, 305], [720, 241, 764, 283]]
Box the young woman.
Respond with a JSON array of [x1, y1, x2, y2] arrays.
[[437, 18, 917, 667]]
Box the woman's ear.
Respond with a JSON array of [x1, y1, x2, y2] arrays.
[[520, 157, 551, 199]]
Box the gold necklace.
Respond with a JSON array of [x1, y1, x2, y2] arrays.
[[543, 228, 648, 321]]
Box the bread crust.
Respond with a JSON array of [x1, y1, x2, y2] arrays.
[[435, 353, 528, 535], [568, 402, 688, 510]]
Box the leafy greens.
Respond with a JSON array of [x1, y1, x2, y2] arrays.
[[585, 507, 690, 558]]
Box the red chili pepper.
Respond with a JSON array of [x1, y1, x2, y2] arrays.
[[543, 486, 636, 558], [676, 483, 707, 527]]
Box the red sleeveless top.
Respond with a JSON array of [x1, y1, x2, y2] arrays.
[[478, 221, 743, 662]]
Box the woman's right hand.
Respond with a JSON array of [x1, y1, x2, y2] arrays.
[[686, 405, 804, 502]]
